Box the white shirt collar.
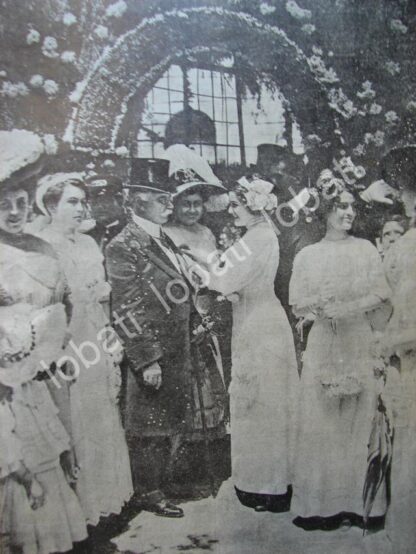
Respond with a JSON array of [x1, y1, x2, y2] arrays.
[[132, 214, 161, 238]]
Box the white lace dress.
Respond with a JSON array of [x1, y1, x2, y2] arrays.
[[289, 236, 391, 518], [39, 228, 133, 525], [206, 221, 299, 494]]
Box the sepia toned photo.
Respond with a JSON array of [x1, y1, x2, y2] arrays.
[[0, 1, 415, 552]]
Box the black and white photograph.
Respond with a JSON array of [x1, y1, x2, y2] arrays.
[[1, 1, 416, 552]]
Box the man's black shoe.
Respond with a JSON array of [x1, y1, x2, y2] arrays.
[[144, 499, 184, 518]]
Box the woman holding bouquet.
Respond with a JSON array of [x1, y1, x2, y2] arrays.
[[289, 178, 391, 530], [190, 176, 299, 512]]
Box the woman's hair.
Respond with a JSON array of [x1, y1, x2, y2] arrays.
[[42, 179, 85, 214], [175, 186, 208, 203], [314, 178, 355, 222]]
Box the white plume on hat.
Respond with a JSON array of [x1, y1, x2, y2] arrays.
[[164, 144, 224, 195], [0, 130, 45, 183]]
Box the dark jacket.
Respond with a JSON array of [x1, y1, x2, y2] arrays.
[[106, 220, 225, 439]]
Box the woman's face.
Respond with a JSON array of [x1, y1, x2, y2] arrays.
[[0, 188, 30, 234], [51, 184, 87, 231], [382, 220, 405, 251], [228, 191, 252, 227], [326, 190, 356, 232], [174, 192, 204, 226]]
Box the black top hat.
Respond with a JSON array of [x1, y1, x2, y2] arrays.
[[380, 145, 416, 191], [256, 143, 302, 190], [256, 144, 288, 172], [127, 158, 171, 193], [85, 174, 123, 195]]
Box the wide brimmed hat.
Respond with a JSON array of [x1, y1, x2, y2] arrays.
[[0, 130, 45, 191], [127, 158, 171, 193], [380, 145, 416, 190], [164, 144, 225, 197]]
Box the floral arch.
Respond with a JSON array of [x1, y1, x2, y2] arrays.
[[67, 6, 341, 158]]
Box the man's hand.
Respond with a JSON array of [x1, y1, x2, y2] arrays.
[[360, 180, 398, 205], [143, 362, 162, 390]]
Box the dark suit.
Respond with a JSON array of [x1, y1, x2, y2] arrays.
[[106, 220, 225, 497]]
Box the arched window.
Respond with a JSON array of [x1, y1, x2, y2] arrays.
[[137, 62, 299, 166]]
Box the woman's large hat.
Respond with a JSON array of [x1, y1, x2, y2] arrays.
[[0, 130, 45, 190], [164, 144, 225, 196], [127, 158, 171, 193]]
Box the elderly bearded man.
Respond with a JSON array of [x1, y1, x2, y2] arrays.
[[106, 159, 225, 518]]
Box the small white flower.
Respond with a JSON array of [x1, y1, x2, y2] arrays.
[[390, 19, 408, 34], [43, 79, 59, 96], [312, 46, 323, 56], [1, 81, 29, 97], [103, 159, 115, 168], [385, 110, 399, 125], [357, 80, 376, 99], [286, 0, 312, 20], [115, 146, 129, 157], [106, 0, 127, 18], [94, 25, 109, 39], [29, 74, 44, 88], [353, 144, 365, 157], [43, 134, 58, 154], [259, 2, 276, 15], [364, 130, 385, 147], [369, 103, 382, 115], [63, 12, 77, 26], [0, 70, 7, 78], [406, 100, 416, 113], [385, 61, 400, 76], [42, 36, 59, 58], [61, 51, 76, 63], [26, 29, 40, 45], [301, 23, 315, 35]]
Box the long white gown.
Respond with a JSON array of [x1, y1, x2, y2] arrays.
[[206, 220, 298, 494], [383, 228, 416, 552], [38, 228, 133, 525], [289, 236, 391, 518]]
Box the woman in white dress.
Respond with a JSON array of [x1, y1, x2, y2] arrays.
[[35, 173, 133, 526], [0, 162, 88, 553], [289, 180, 391, 531], [381, 145, 416, 552], [191, 176, 299, 512]]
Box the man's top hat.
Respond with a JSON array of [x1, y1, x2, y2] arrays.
[[380, 145, 416, 191], [127, 158, 171, 194], [256, 144, 288, 174], [256, 143, 302, 191]]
